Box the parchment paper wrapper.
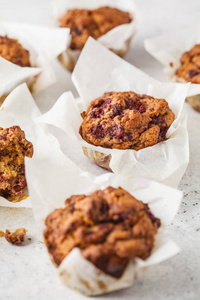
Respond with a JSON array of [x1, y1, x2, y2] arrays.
[[0, 83, 75, 208], [0, 21, 71, 96], [39, 38, 190, 188], [25, 152, 182, 296], [53, 0, 140, 71], [144, 27, 200, 111]]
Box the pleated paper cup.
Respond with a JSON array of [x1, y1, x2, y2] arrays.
[[53, 0, 140, 71], [26, 151, 182, 296], [0, 21, 70, 99], [39, 38, 190, 188]]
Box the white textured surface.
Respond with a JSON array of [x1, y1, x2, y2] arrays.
[[0, 0, 200, 299]]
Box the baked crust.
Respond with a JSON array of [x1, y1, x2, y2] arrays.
[[176, 44, 200, 84], [44, 186, 160, 278], [59, 6, 132, 50], [0, 126, 33, 198], [0, 35, 30, 67], [80, 91, 175, 151]]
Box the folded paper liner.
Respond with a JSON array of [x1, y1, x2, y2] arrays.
[[0, 83, 75, 208], [25, 147, 182, 296], [144, 26, 200, 98], [52, 0, 140, 71], [38, 38, 190, 188], [0, 21, 70, 96]]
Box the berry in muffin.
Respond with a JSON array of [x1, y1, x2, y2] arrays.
[[79, 91, 175, 151], [44, 186, 160, 278], [59, 6, 132, 50], [0, 126, 33, 199], [0, 35, 31, 67]]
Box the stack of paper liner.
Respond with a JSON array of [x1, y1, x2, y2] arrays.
[[52, 0, 140, 71], [0, 76, 183, 296], [144, 26, 200, 112], [0, 21, 70, 103], [39, 37, 190, 188]]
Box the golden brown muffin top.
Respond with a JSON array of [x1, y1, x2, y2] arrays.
[[44, 186, 160, 278], [59, 6, 132, 50], [0, 126, 33, 198], [176, 44, 200, 83], [79, 91, 175, 151], [0, 35, 31, 67]]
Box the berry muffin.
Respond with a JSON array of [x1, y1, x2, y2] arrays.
[[0, 35, 31, 67], [176, 44, 200, 112], [58, 6, 133, 71], [0, 126, 33, 200], [44, 186, 160, 278], [0, 35, 35, 104], [79, 91, 175, 169], [59, 7, 132, 51]]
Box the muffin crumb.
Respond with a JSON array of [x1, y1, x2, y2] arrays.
[[5, 228, 27, 245]]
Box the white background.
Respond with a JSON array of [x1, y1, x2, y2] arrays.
[[0, 0, 200, 299]]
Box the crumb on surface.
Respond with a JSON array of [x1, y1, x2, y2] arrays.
[[5, 228, 27, 245]]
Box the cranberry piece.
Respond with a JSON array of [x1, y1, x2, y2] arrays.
[[151, 116, 166, 126], [111, 103, 123, 117], [158, 127, 168, 142], [91, 125, 105, 138], [125, 99, 146, 113], [91, 98, 112, 118], [188, 70, 199, 78]]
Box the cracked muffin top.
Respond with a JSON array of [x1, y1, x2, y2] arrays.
[[44, 186, 161, 278], [59, 6, 132, 50], [0, 35, 31, 67], [79, 91, 175, 151], [0, 126, 33, 199], [176, 44, 200, 84]]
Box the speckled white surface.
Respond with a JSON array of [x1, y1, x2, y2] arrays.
[[0, 0, 200, 299]]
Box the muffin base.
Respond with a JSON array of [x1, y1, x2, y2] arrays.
[[58, 36, 132, 72], [186, 94, 200, 112], [82, 147, 112, 171]]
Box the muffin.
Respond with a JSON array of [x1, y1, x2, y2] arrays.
[[176, 44, 200, 112], [0, 126, 33, 199], [59, 7, 132, 51], [0, 35, 31, 67], [58, 6, 133, 70], [0, 35, 36, 104], [79, 91, 175, 169], [44, 186, 161, 278]]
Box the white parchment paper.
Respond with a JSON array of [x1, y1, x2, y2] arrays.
[[0, 83, 75, 207], [52, 0, 140, 69], [144, 27, 200, 97], [0, 21, 70, 94], [39, 38, 190, 188], [0, 57, 41, 97], [25, 151, 182, 295]]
